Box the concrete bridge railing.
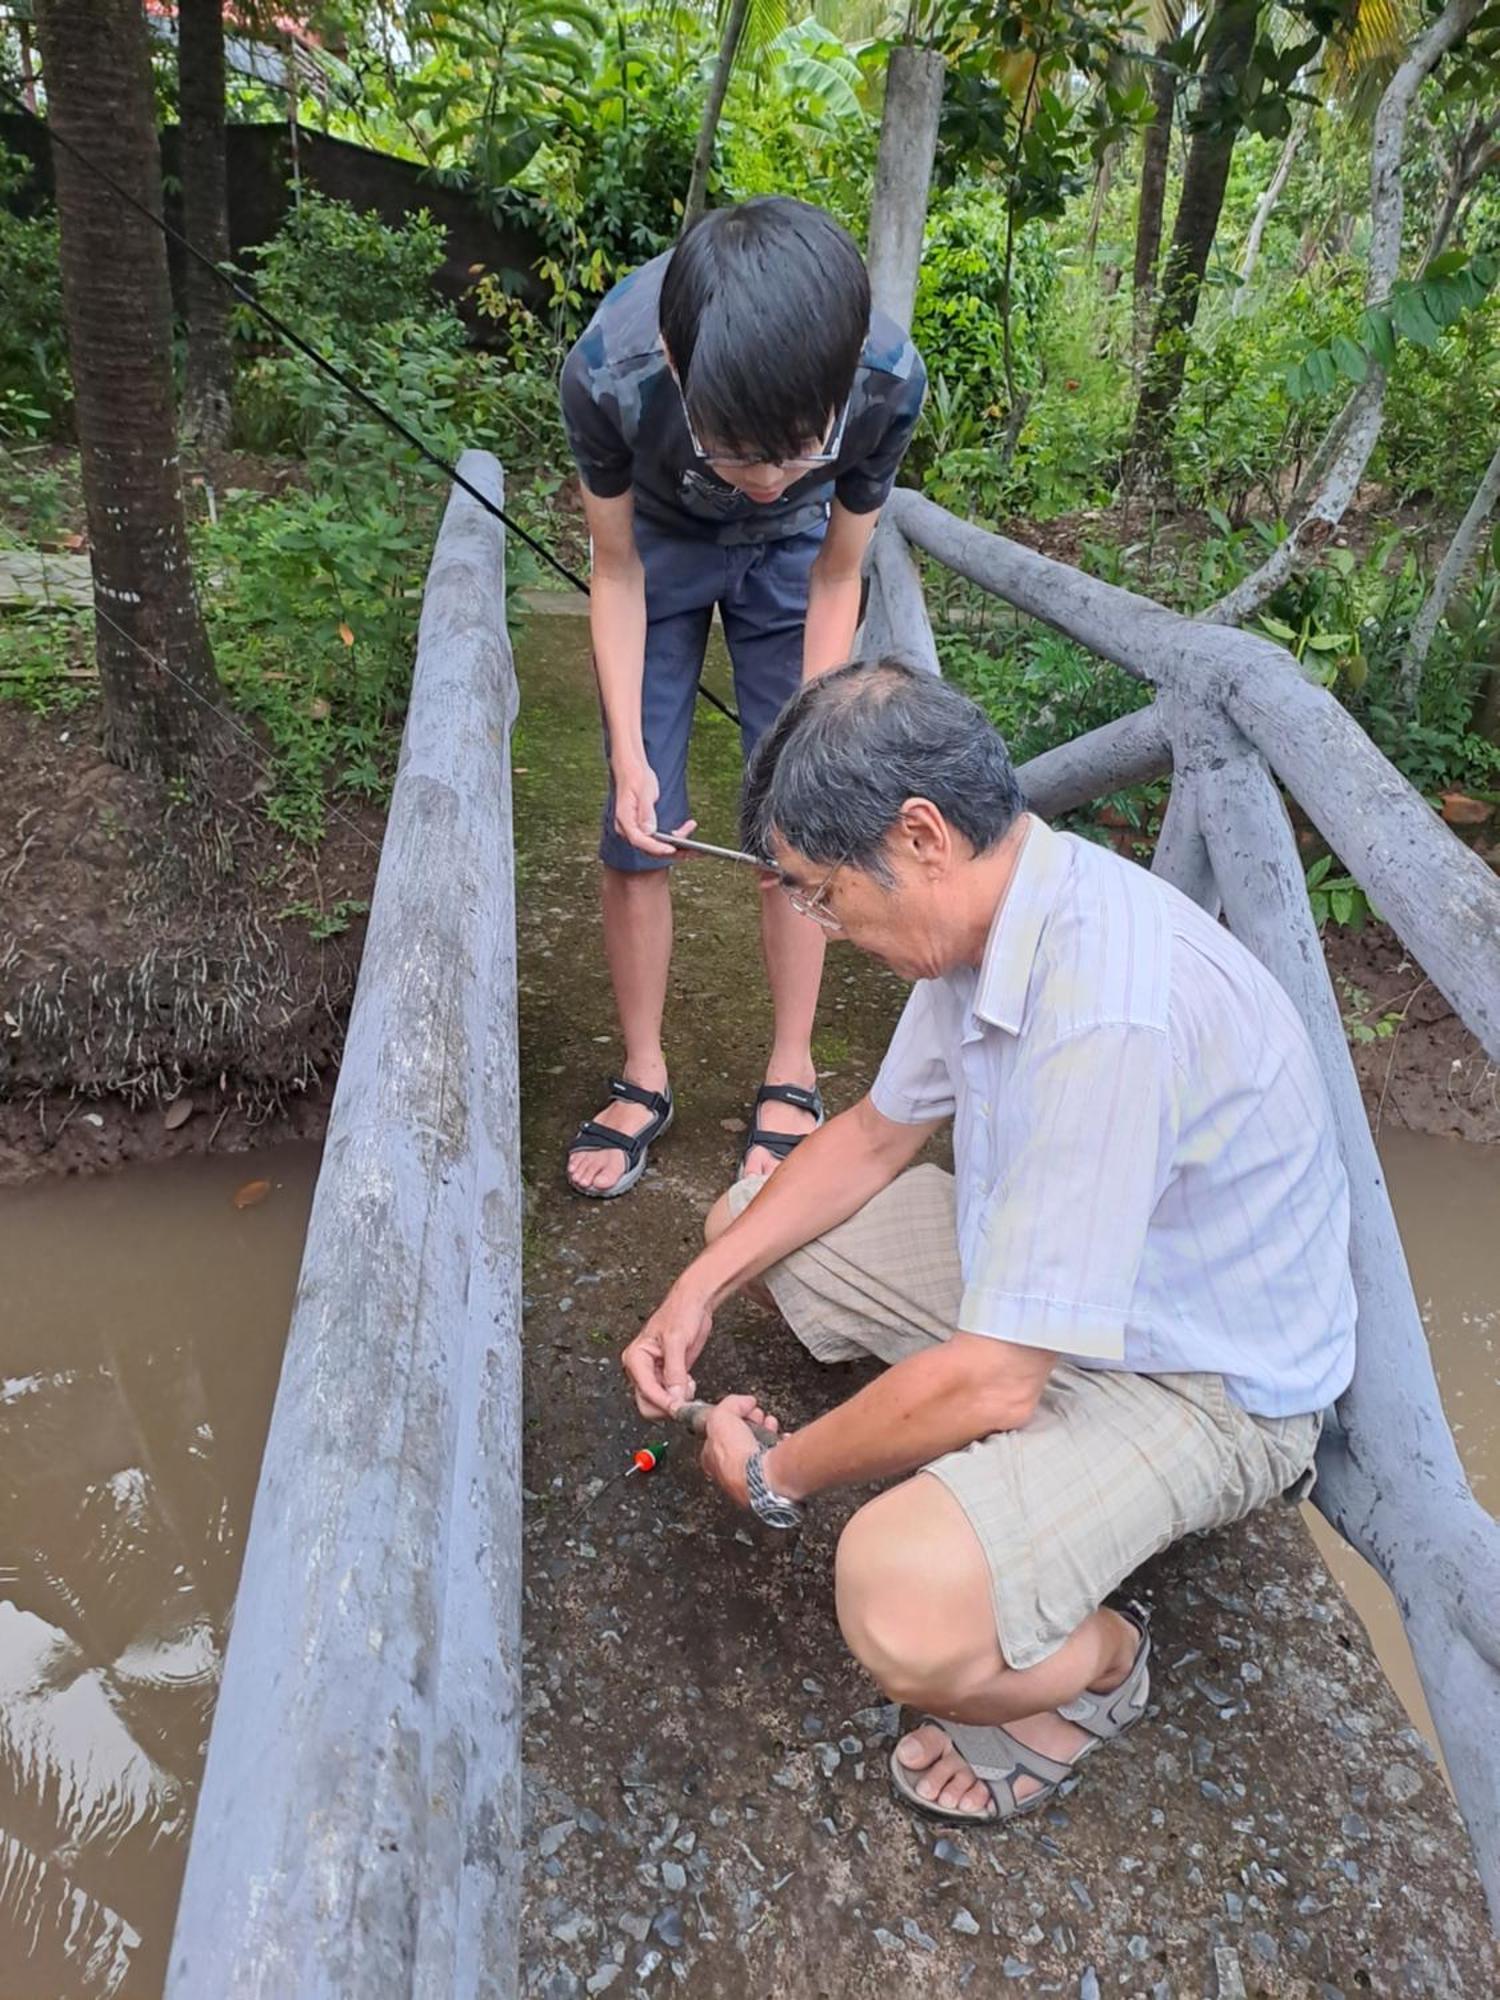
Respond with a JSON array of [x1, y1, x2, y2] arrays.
[[863, 487, 1500, 1927], [166, 449, 525, 1997]]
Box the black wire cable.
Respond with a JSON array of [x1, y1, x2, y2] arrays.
[[0, 84, 743, 728]]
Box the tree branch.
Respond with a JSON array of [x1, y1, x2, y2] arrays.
[[1397, 437, 1500, 709], [1205, 0, 1484, 627]]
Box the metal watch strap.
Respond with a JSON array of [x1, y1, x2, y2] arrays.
[[746, 1447, 804, 1529]]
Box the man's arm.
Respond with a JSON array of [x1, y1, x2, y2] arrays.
[[622, 1093, 943, 1416], [580, 484, 674, 856], [803, 499, 878, 679], [759, 1334, 1054, 1503]]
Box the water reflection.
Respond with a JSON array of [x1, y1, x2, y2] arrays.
[[0, 1144, 320, 1998]]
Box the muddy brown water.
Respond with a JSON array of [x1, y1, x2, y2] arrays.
[[0, 1130, 1495, 1995]]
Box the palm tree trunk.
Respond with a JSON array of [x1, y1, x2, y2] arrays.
[[1235, 104, 1309, 308], [1132, 49, 1177, 319], [1130, 0, 1261, 465], [178, 0, 234, 448], [683, 0, 750, 229], [34, 0, 229, 778]]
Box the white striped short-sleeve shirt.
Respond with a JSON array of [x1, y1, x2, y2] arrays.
[[870, 815, 1357, 1417]]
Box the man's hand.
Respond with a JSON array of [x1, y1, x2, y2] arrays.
[[622, 1289, 714, 1417], [698, 1394, 783, 1510], [611, 757, 685, 858]]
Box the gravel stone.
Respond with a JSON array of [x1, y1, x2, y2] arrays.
[[801, 1713, 825, 1737], [1249, 1931, 1279, 1965], [651, 1908, 684, 1950], [1127, 1934, 1150, 1960], [634, 1948, 663, 1982], [1080, 1970, 1101, 2000], [659, 1861, 686, 1894], [617, 1914, 650, 1944], [932, 1837, 970, 1869], [852, 1703, 900, 1740], [586, 1967, 621, 1996], [902, 1918, 938, 1952], [951, 1908, 981, 1936], [538, 1820, 577, 1859], [550, 1910, 592, 1946], [815, 1744, 841, 1777], [839, 1735, 862, 1756], [1002, 1960, 1033, 1981], [872, 1927, 903, 1953]]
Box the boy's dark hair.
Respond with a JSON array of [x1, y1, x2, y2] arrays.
[[660, 198, 870, 464]]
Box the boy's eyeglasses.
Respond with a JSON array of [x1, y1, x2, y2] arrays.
[[674, 375, 850, 474]]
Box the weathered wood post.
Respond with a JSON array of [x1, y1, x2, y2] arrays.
[[860, 42, 945, 671], [866, 43, 945, 331], [166, 450, 524, 1997]]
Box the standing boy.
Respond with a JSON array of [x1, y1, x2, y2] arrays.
[[560, 196, 927, 1197]]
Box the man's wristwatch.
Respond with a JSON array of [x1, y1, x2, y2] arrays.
[[745, 1447, 804, 1530]]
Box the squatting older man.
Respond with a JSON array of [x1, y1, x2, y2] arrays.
[[624, 660, 1355, 1825]]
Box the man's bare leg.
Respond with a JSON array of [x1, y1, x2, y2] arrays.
[[836, 1473, 1139, 1814]]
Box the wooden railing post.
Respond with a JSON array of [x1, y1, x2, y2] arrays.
[[1193, 707, 1500, 1924], [166, 450, 524, 1997], [866, 44, 945, 332]]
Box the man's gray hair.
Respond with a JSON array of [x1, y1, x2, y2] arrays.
[[741, 659, 1025, 875]]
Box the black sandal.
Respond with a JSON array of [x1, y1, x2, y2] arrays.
[[739, 1082, 825, 1176], [567, 1077, 674, 1200]]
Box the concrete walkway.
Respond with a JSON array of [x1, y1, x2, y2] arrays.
[[0, 549, 91, 608]]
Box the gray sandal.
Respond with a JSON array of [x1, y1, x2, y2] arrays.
[[888, 1603, 1152, 1826]]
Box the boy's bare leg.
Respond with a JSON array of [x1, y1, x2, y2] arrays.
[[744, 886, 827, 1179], [568, 865, 674, 1194]]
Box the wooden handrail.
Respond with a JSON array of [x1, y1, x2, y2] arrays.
[[166, 451, 524, 1998]]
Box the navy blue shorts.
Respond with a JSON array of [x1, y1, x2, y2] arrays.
[[599, 515, 825, 872]]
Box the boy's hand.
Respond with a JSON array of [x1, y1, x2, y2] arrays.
[[612, 757, 684, 857]]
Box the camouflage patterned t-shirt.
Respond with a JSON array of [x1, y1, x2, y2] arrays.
[[559, 251, 927, 546]]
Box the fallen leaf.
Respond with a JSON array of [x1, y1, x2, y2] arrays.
[[1440, 792, 1492, 826], [308, 696, 331, 721], [233, 1178, 271, 1209], [719, 1117, 747, 1133], [163, 1097, 194, 1130], [339, 622, 355, 648], [81, 1111, 105, 1129], [61, 532, 87, 550]]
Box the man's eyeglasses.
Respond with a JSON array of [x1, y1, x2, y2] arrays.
[[674, 374, 850, 475], [781, 854, 847, 934]]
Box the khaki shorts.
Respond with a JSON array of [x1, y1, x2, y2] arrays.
[[728, 1164, 1322, 1670]]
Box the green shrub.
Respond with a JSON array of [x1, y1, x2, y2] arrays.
[[912, 190, 1057, 432], [0, 148, 69, 435]]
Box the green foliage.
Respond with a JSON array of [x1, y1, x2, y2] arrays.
[[244, 192, 450, 347], [936, 620, 1154, 771], [1305, 852, 1371, 932], [1285, 251, 1498, 403], [0, 605, 91, 716], [912, 191, 1057, 428], [0, 148, 68, 435]]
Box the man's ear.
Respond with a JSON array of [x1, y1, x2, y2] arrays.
[[897, 798, 952, 874]]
